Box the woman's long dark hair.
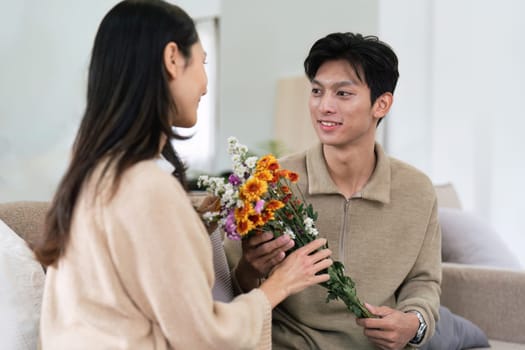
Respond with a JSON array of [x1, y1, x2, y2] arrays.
[[34, 0, 198, 266]]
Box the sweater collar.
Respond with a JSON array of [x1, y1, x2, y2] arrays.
[[305, 142, 391, 203]]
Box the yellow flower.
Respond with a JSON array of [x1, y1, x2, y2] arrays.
[[240, 177, 268, 202], [261, 209, 274, 224], [237, 218, 255, 236], [234, 202, 253, 222], [248, 213, 264, 227], [265, 199, 284, 211], [274, 169, 299, 183], [256, 154, 279, 172], [287, 171, 299, 183], [254, 169, 273, 182]]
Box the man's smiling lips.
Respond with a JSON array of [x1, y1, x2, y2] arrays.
[[318, 120, 343, 128]]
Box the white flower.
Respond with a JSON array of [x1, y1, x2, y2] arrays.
[[245, 156, 258, 169], [221, 184, 238, 208], [284, 227, 296, 239], [227, 136, 249, 160], [231, 154, 241, 165], [233, 163, 248, 178], [197, 175, 209, 188], [307, 226, 319, 237], [202, 211, 219, 222], [304, 216, 319, 236], [304, 217, 314, 227]]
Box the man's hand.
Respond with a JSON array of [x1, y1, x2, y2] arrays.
[[235, 231, 295, 291], [356, 303, 420, 350]]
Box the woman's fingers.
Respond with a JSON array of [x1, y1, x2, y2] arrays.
[[296, 238, 327, 255], [196, 195, 220, 213]]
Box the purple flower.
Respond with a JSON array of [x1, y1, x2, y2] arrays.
[[224, 210, 237, 234], [254, 199, 265, 214], [224, 210, 241, 240], [226, 231, 241, 241], [228, 174, 241, 186]]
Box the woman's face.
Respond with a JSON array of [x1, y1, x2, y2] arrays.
[[169, 41, 208, 128]]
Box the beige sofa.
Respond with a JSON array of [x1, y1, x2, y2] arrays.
[[1, 200, 525, 349]]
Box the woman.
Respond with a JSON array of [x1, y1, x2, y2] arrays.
[[34, 1, 332, 349]]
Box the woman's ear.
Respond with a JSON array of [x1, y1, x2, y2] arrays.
[[163, 42, 179, 79], [372, 92, 393, 120]]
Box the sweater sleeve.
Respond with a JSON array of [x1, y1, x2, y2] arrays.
[[101, 163, 271, 350], [396, 197, 442, 344]]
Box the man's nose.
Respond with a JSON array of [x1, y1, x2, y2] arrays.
[[318, 94, 336, 114]]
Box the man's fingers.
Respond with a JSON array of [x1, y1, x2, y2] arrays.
[[265, 250, 286, 268], [245, 233, 293, 258], [244, 231, 274, 248], [365, 303, 392, 318]]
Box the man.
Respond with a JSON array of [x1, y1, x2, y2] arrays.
[[225, 32, 441, 349]]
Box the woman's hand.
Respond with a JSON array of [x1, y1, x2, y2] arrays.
[[259, 238, 332, 308], [194, 195, 220, 234]]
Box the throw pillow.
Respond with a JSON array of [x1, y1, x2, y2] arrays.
[[439, 207, 522, 269], [421, 306, 489, 350], [0, 219, 45, 350]]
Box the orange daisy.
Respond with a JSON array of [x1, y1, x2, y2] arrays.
[[240, 177, 268, 202]]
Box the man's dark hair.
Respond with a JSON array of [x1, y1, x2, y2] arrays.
[[304, 32, 399, 106]]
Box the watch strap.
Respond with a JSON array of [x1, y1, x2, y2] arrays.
[[407, 310, 427, 345]]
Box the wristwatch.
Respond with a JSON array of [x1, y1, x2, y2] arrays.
[[407, 310, 427, 345]]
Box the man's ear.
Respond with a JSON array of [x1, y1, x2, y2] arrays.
[[372, 92, 393, 121], [163, 42, 179, 79]]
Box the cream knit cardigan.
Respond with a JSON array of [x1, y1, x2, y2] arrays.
[[40, 159, 271, 349]]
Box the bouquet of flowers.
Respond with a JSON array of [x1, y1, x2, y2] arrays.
[[198, 137, 374, 318]]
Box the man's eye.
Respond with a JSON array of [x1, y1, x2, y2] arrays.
[[337, 91, 351, 97], [311, 88, 322, 95]]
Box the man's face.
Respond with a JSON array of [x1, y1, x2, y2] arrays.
[[309, 59, 382, 149]]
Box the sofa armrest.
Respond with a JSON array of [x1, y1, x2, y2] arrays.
[[0, 201, 49, 247], [441, 262, 525, 343]]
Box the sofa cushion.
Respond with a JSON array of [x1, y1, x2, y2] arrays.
[[0, 219, 45, 349], [422, 306, 489, 350], [439, 207, 522, 269]]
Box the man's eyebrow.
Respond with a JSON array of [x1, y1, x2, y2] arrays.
[[311, 79, 356, 88]]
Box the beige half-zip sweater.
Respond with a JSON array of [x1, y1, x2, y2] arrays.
[[40, 159, 271, 349], [225, 143, 441, 349]]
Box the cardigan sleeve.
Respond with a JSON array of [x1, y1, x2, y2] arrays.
[[101, 163, 271, 349]]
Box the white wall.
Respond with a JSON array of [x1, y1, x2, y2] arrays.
[[170, 0, 220, 19], [217, 0, 379, 171], [379, 0, 525, 266], [0, 1, 118, 201]]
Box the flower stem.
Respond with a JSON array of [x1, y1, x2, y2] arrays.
[[320, 262, 376, 318]]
